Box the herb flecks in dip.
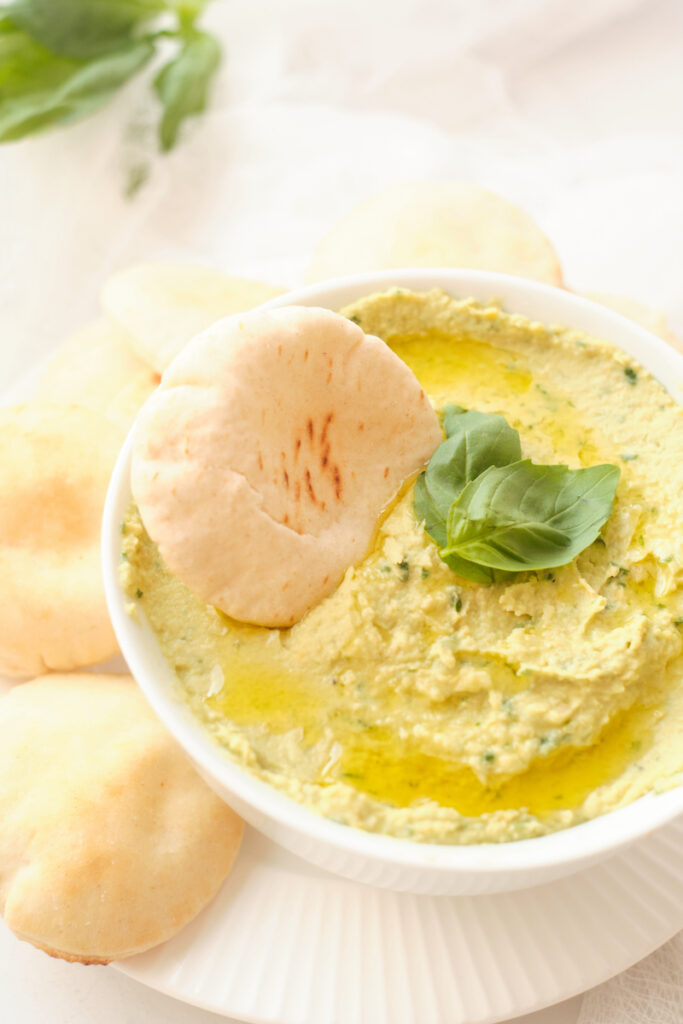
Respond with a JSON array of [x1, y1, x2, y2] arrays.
[[122, 290, 683, 844]]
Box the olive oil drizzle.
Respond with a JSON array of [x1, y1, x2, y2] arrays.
[[201, 638, 657, 817]]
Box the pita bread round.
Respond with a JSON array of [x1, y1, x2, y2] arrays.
[[37, 318, 160, 431], [306, 181, 563, 286], [0, 674, 243, 964], [584, 292, 681, 351], [0, 403, 122, 677], [132, 305, 441, 626], [102, 262, 283, 373]]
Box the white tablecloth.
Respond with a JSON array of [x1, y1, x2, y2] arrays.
[[1, 1, 681, 1020]]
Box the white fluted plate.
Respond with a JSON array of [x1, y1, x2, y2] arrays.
[[4, 302, 682, 1024], [115, 817, 683, 1024]]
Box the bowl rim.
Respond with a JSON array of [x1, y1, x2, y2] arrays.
[[103, 267, 683, 878]]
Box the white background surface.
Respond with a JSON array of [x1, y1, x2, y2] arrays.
[[1, 0, 681, 1021]]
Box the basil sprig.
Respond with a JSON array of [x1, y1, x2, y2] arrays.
[[0, 0, 221, 153], [415, 405, 620, 584], [154, 27, 220, 151]]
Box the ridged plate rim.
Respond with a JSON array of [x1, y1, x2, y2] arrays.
[[114, 817, 683, 1024]]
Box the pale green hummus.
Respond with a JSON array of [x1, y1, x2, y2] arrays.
[[121, 289, 683, 844]]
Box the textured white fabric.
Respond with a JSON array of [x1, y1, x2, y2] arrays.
[[578, 932, 683, 1024]]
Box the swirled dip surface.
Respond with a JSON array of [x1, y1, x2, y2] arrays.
[[122, 290, 683, 844]]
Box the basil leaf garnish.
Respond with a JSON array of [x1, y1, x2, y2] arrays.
[[442, 403, 466, 436], [443, 460, 620, 572], [414, 472, 448, 548], [440, 548, 516, 585], [426, 407, 522, 519], [414, 407, 620, 584], [415, 405, 522, 550]]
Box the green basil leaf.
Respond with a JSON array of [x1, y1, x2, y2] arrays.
[[442, 403, 466, 436], [424, 409, 522, 522], [416, 472, 513, 581], [0, 36, 153, 142], [0, 19, 79, 98], [0, 3, 221, 157], [440, 549, 516, 585], [414, 472, 447, 548], [154, 28, 220, 151], [6, 0, 168, 59], [416, 472, 514, 582], [443, 460, 620, 573], [415, 406, 522, 569], [415, 406, 522, 582]]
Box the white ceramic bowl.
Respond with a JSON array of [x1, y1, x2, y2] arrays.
[[103, 269, 683, 895]]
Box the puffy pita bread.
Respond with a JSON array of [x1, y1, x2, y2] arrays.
[[0, 403, 122, 677], [584, 292, 682, 352], [0, 674, 243, 964], [306, 182, 563, 286], [132, 305, 441, 626], [102, 262, 283, 373], [37, 318, 160, 431]]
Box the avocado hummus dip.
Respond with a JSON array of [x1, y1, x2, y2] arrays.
[[121, 289, 683, 844]]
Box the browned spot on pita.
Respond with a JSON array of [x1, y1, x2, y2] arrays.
[[320, 411, 333, 444], [294, 480, 301, 501], [305, 468, 316, 503], [333, 465, 342, 499], [283, 469, 289, 487], [294, 437, 301, 463], [257, 451, 263, 471], [307, 418, 314, 443], [358, 422, 364, 431], [384, 466, 389, 478], [304, 349, 309, 361]]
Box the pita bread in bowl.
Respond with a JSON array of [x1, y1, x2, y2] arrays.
[[0, 403, 122, 677], [132, 304, 442, 627], [0, 674, 243, 964]]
